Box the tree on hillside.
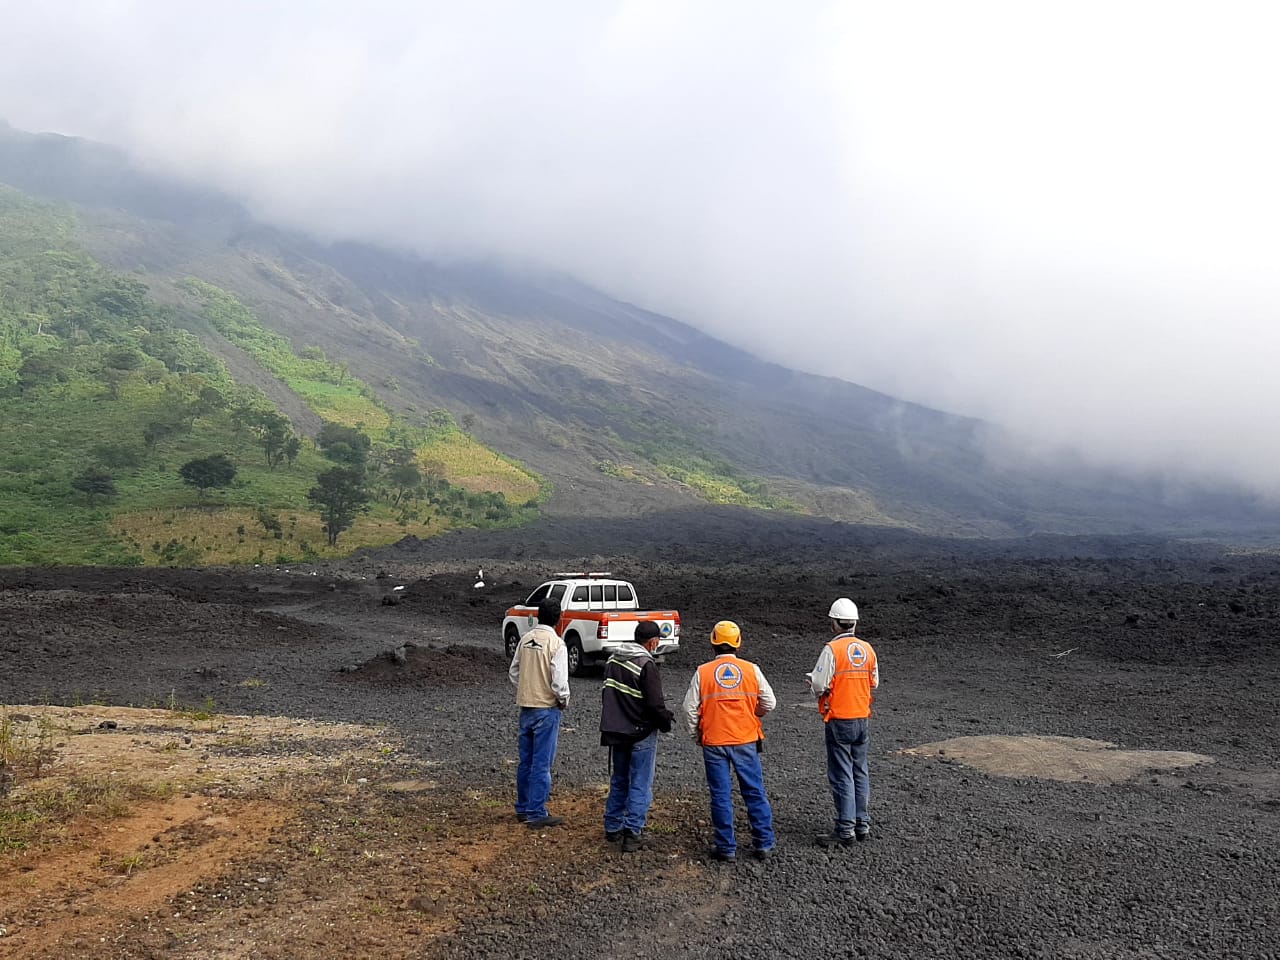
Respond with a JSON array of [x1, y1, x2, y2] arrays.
[[91, 277, 150, 324], [17, 350, 69, 395], [142, 417, 184, 451], [387, 461, 422, 506], [284, 435, 301, 466], [317, 422, 371, 468], [179, 454, 237, 500], [308, 466, 371, 546], [102, 344, 143, 399], [70, 467, 117, 506], [251, 410, 294, 469], [377, 443, 417, 471], [190, 384, 226, 420]]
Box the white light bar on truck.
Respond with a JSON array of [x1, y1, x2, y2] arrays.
[[551, 571, 613, 578]]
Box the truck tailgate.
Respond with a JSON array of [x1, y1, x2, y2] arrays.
[[600, 611, 679, 644]]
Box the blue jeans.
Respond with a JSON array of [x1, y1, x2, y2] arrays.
[[604, 732, 658, 833], [701, 743, 775, 855], [825, 717, 870, 836], [516, 707, 562, 819]]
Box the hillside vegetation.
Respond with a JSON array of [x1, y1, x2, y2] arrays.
[[0, 187, 542, 565], [7, 122, 1273, 538]]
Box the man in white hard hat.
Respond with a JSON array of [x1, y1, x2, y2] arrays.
[[807, 598, 879, 845]]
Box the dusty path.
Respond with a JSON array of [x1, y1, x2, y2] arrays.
[[2, 512, 1279, 957]]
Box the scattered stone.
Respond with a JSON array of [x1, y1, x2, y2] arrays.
[[409, 896, 448, 916]]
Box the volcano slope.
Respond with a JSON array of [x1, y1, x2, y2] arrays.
[[1, 509, 1278, 959]]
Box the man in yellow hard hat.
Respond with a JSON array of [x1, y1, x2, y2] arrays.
[[681, 620, 776, 862], [807, 597, 879, 845]]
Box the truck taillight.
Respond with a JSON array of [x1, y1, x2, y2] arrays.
[[597, 618, 609, 640], [673, 614, 680, 638]]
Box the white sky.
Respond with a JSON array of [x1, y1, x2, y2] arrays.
[[2, 1, 1279, 491]]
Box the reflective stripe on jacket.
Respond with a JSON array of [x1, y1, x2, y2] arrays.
[[599, 642, 674, 746], [695, 655, 764, 746], [821, 633, 878, 721]]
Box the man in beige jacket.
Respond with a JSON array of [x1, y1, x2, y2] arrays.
[[509, 598, 570, 829]]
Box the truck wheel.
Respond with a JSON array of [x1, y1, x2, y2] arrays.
[[565, 632, 587, 677], [504, 626, 520, 659]]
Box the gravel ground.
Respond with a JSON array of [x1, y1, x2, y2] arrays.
[[2, 510, 1278, 958]]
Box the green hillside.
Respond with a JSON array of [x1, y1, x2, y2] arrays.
[[6, 122, 1274, 538], [0, 187, 542, 565]]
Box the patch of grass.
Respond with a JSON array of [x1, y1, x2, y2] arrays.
[[116, 851, 147, 875], [212, 733, 257, 749], [0, 774, 164, 852], [420, 433, 540, 500], [292, 380, 390, 432], [112, 502, 451, 564], [595, 460, 650, 483], [181, 278, 395, 440], [615, 417, 804, 511], [0, 710, 59, 779], [183, 696, 218, 722]]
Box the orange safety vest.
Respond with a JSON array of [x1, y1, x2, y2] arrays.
[[821, 633, 877, 722], [696, 655, 764, 746]]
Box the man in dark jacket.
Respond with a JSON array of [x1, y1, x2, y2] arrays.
[[600, 620, 675, 852]]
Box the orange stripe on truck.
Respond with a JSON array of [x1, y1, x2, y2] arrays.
[[505, 607, 679, 623]]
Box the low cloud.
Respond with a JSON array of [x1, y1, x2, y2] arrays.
[[2, 1, 1279, 492]]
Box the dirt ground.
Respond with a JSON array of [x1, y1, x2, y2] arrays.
[[2, 507, 1279, 958]]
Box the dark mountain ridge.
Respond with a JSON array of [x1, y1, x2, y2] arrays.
[[2, 120, 1272, 538]]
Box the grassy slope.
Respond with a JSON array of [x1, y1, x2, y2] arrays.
[[0, 188, 541, 566], [168, 255, 814, 520]]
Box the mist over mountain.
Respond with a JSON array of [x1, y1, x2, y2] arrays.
[[1, 120, 1275, 539], [3, 4, 1278, 499]]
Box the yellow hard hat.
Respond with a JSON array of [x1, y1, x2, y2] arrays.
[[710, 620, 742, 648]]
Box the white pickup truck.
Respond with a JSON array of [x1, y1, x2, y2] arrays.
[[502, 573, 680, 676]]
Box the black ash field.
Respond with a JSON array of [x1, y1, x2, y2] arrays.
[[2, 508, 1278, 959]]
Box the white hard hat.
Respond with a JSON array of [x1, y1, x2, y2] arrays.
[[828, 598, 859, 621]]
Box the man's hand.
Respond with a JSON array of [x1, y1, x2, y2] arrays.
[[557, 700, 568, 711]]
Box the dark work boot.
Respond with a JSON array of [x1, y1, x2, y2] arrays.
[[526, 815, 565, 830], [621, 830, 652, 853], [815, 832, 856, 849]]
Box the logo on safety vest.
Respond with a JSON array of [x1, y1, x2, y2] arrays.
[[714, 663, 743, 689], [846, 641, 868, 668], [660, 622, 673, 637]]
